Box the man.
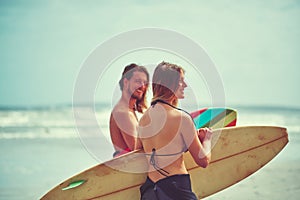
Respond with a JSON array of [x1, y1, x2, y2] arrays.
[[110, 63, 149, 157]]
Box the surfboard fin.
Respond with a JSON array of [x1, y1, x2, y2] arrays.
[[62, 180, 86, 191]]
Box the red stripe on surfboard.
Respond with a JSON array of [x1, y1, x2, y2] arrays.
[[87, 182, 142, 199], [226, 119, 237, 127], [190, 108, 208, 118]]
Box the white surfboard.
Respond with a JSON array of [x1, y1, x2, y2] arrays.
[[41, 126, 288, 199]]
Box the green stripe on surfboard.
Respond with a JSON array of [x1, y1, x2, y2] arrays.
[[193, 108, 237, 129], [209, 110, 237, 129]]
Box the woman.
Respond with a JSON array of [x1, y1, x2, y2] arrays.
[[138, 61, 213, 200]]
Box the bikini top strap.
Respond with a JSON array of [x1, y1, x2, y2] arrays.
[[151, 99, 194, 124], [149, 148, 169, 177]]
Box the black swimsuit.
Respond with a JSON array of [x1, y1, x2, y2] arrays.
[[140, 174, 197, 200]]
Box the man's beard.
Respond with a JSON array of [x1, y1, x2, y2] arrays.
[[128, 88, 143, 100]]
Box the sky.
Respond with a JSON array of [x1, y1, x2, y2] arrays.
[[0, 0, 299, 108]]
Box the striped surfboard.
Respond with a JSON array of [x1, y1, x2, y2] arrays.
[[190, 108, 237, 129]]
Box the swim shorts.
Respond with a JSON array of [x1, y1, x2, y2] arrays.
[[140, 174, 198, 200]]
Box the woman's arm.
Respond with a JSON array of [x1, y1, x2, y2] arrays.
[[181, 114, 212, 168]]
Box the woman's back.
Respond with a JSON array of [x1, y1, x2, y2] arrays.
[[139, 102, 192, 182]]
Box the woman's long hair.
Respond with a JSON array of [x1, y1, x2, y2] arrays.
[[119, 63, 149, 113], [152, 61, 185, 106]]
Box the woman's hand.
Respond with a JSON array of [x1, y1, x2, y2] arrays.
[[197, 128, 213, 143]]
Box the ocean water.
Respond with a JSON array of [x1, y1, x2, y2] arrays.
[[0, 104, 299, 199]]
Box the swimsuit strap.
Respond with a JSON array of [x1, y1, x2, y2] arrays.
[[151, 99, 194, 124], [147, 148, 186, 177], [149, 148, 169, 177], [145, 148, 184, 157]]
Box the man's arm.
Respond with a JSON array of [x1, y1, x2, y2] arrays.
[[112, 111, 140, 150]]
